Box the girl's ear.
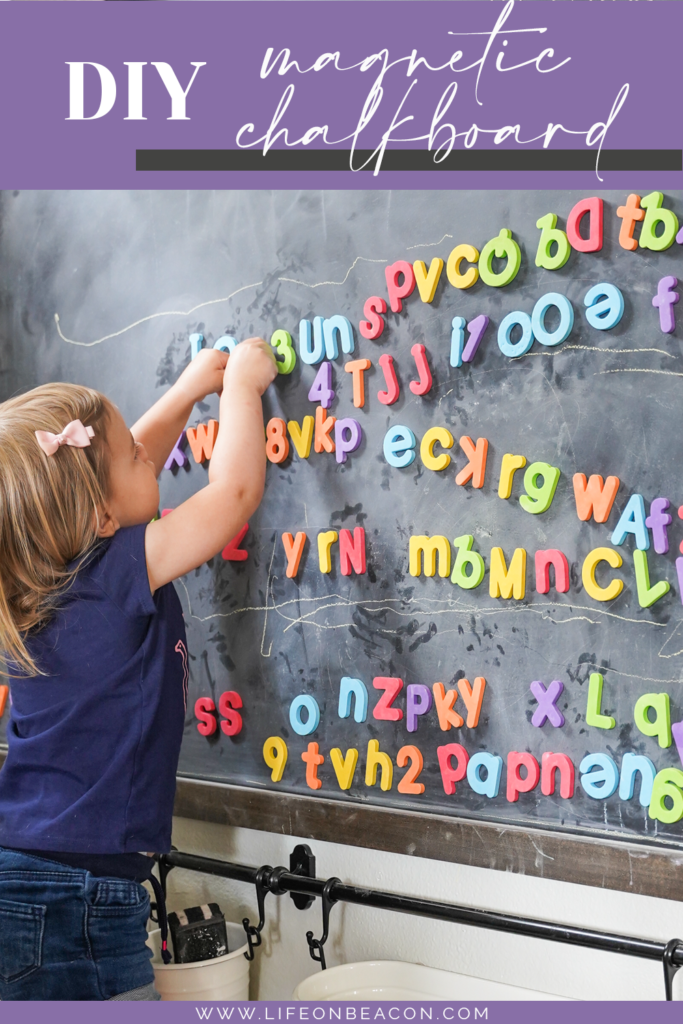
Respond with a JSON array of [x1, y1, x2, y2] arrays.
[[96, 505, 119, 538]]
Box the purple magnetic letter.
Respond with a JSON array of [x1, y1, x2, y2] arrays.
[[530, 680, 565, 728]]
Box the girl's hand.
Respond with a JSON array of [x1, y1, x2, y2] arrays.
[[175, 348, 229, 405], [224, 337, 278, 395]]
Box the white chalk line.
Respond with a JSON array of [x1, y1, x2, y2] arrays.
[[406, 234, 454, 251], [529, 345, 675, 359], [54, 282, 263, 348], [595, 368, 683, 378], [278, 255, 387, 289], [177, 579, 666, 634]]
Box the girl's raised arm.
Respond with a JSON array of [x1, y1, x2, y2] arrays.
[[131, 349, 229, 474], [144, 339, 277, 593]]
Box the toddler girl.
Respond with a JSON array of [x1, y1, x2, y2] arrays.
[[0, 338, 277, 1000]]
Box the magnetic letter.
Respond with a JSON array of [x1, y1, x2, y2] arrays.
[[489, 547, 526, 600], [450, 535, 485, 590], [317, 531, 338, 573], [579, 754, 619, 799], [359, 296, 387, 340], [432, 682, 464, 731], [195, 697, 217, 737], [345, 358, 372, 408], [219, 691, 243, 737], [372, 677, 404, 722], [582, 548, 623, 602], [263, 736, 288, 782], [406, 683, 433, 733], [334, 418, 362, 464], [457, 676, 486, 728], [633, 550, 670, 609], [409, 343, 433, 396], [455, 436, 488, 489], [649, 769, 683, 824], [338, 677, 368, 723], [634, 692, 671, 748], [186, 419, 219, 463], [330, 748, 359, 791], [585, 672, 616, 730], [420, 427, 454, 472], [619, 752, 656, 807], [652, 277, 679, 334], [506, 752, 540, 803], [572, 474, 620, 523], [290, 695, 321, 737], [467, 752, 503, 798], [385, 260, 416, 313], [566, 197, 603, 253], [530, 680, 565, 728], [282, 532, 306, 578], [519, 462, 560, 514], [287, 416, 315, 459], [541, 753, 574, 798], [437, 743, 469, 795], [365, 739, 393, 791], [535, 550, 570, 594], [339, 527, 366, 576], [302, 742, 324, 790], [314, 406, 336, 453], [584, 283, 624, 331], [413, 258, 444, 303], [377, 353, 400, 405], [611, 494, 650, 550], [384, 425, 416, 468], [616, 194, 644, 252], [535, 213, 571, 271], [639, 191, 679, 251], [409, 536, 451, 578], [498, 454, 526, 499]]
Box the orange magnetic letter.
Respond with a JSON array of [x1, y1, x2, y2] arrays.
[[616, 194, 644, 252], [572, 473, 620, 523], [301, 741, 324, 790], [186, 419, 219, 463], [455, 437, 489, 488], [282, 532, 306, 578], [432, 682, 464, 731], [457, 677, 486, 728], [345, 359, 372, 408], [314, 406, 336, 453]]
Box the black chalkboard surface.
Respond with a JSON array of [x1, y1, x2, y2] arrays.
[[0, 189, 682, 847]]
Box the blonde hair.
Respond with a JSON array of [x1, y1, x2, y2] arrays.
[[0, 383, 112, 675]]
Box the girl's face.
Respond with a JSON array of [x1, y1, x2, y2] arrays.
[[98, 405, 159, 534]]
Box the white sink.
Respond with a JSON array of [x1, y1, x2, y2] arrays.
[[293, 960, 570, 1001]]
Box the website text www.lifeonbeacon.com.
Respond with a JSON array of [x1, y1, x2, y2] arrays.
[[194, 1008, 489, 1022]]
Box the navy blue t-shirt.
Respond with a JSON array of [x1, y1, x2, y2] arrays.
[[0, 525, 187, 854]]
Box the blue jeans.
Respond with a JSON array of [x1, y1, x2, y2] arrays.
[[0, 847, 158, 1000]]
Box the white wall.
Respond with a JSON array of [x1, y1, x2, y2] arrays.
[[169, 816, 683, 1001]]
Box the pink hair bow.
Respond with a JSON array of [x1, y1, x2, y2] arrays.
[[35, 419, 95, 457]]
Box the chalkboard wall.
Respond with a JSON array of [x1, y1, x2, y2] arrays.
[[0, 189, 682, 847]]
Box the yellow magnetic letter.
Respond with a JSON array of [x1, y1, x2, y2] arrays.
[[582, 547, 623, 602], [409, 536, 451, 578], [420, 427, 454, 472], [317, 531, 338, 574], [489, 547, 526, 600]]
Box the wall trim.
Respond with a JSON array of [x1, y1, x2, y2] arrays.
[[2, 747, 680, 901], [173, 775, 683, 902]]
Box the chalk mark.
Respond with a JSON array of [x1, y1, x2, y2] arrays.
[[54, 282, 263, 348], [260, 537, 278, 658], [406, 234, 454, 251], [278, 256, 387, 289], [595, 368, 683, 378]]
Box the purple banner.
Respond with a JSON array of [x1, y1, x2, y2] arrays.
[[2, 1003, 683, 1021], [0, 0, 680, 190]]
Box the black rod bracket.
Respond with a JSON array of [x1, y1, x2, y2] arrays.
[[289, 844, 316, 911]]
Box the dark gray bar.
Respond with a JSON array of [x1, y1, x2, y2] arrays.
[[136, 149, 681, 172]]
